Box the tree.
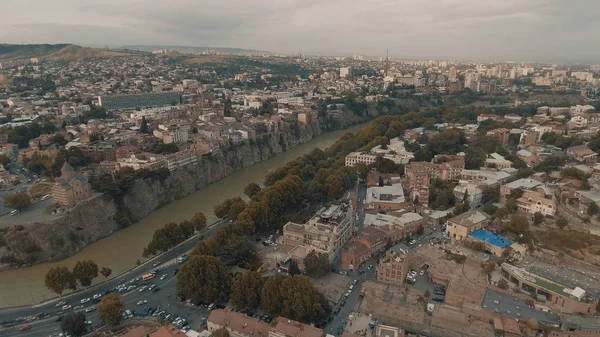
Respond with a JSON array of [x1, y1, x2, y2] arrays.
[[556, 217, 568, 229], [5, 193, 31, 210], [60, 312, 87, 337], [505, 198, 518, 213], [230, 271, 264, 311], [212, 328, 230, 337], [228, 197, 247, 220], [244, 182, 261, 199], [191, 212, 207, 231], [44, 266, 76, 296], [98, 293, 124, 326], [100, 267, 112, 280], [482, 186, 500, 204], [288, 260, 301, 276], [464, 147, 486, 169], [482, 203, 498, 216], [303, 251, 331, 278], [176, 255, 232, 305], [588, 203, 599, 216], [509, 188, 524, 199], [261, 275, 330, 324], [72, 260, 99, 287], [506, 214, 529, 234], [140, 116, 150, 133], [533, 212, 544, 225]]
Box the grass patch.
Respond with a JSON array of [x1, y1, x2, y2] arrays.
[[535, 277, 569, 297], [535, 229, 600, 251]]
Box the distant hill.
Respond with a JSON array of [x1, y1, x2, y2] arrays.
[[120, 45, 270, 55], [0, 44, 142, 62]]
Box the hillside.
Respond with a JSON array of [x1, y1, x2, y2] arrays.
[[0, 44, 140, 61], [121, 44, 270, 55]]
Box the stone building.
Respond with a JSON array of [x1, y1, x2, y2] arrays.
[[52, 162, 92, 208]]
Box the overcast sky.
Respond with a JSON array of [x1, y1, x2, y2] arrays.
[[2, 0, 599, 61]]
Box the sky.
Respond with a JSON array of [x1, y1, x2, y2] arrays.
[[1, 0, 599, 61]]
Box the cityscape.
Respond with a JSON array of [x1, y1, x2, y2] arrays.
[[1, 2, 600, 337]]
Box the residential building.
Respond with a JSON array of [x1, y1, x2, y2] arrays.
[[376, 249, 409, 286], [500, 178, 543, 201], [207, 310, 323, 337], [404, 162, 431, 189], [446, 210, 489, 240], [452, 182, 483, 207], [340, 226, 387, 270], [487, 128, 510, 145], [150, 325, 187, 337], [345, 152, 377, 167], [477, 114, 500, 122], [98, 91, 182, 111], [467, 229, 512, 256], [283, 203, 353, 262], [165, 149, 198, 171], [340, 67, 351, 78], [52, 162, 93, 208], [517, 189, 556, 217], [567, 145, 597, 163], [485, 153, 512, 170], [365, 183, 406, 212], [575, 190, 600, 216]]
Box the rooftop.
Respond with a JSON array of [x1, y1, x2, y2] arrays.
[[504, 178, 543, 190], [366, 183, 405, 204], [447, 210, 489, 228], [469, 229, 513, 249]]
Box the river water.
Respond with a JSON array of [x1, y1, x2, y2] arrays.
[[0, 123, 368, 307]]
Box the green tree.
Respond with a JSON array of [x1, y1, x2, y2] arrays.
[[44, 266, 76, 296], [72, 260, 99, 287], [588, 203, 599, 216], [176, 255, 232, 305], [505, 198, 518, 213], [533, 212, 544, 225], [482, 186, 500, 204], [100, 267, 112, 280], [556, 216, 568, 229], [228, 197, 247, 220], [97, 293, 124, 326], [191, 212, 207, 231], [5, 193, 32, 210], [230, 271, 264, 311], [464, 147, 486, 169], [288, 260, 301, 276], [244, 182, 262, 199], [212, 328, 230, 337], [506, 214, 529, 234], [303, 251, 331, 278], [482, 203, 498, 216], [509, 188, 524, 199], [60, 312, 87, 337]]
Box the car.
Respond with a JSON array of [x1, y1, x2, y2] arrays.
[[139, 285, 148, 292], [419, 270, 425, 276], [9, 210, 19, 216], [152, 287, 161, 293], [173, 269, 179, 275], [352, 279, 357, 285], [160, 274, 167, 280], [152, 262, 161, 267], [19, 325, 31, 331], [73, 305, 84, 311], [93, 294, 102, 300], [125, 310, 133, 318], [80, 298, 90, 304], [409, 240, 417, 245], [137, 300, 148, 306], [55, 301, 67, 308], [85, 306, 96, 313], [368, 264, 373, 270], [333, 307, 341, 315], [349, 285, 354, 290], [54, 316, 64, 322], [61, 305, 72, 311], [340, 299, 346, 306], [85, 320, 92, 325]]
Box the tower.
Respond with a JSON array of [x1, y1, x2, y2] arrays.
[[384, 48, 391, 77]]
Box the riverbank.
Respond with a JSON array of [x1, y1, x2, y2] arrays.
[[0, 121, 370, 307]]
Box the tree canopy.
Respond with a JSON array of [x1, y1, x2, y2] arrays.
[[44, 266, 76, 296], [60, 312, 87, 337], [5, 193, 32, 210], [244, 182, 262, 199], [72, 260, 99, 287], [176, 255, 232, 305], [97, 293, 124, 325], [230, 271, 264, 311], [303, 251, 331, 278]]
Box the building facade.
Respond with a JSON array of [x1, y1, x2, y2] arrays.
[[52, 162, 93, 208], [446, 210, 489, 240], [376, 249, 409, 286]]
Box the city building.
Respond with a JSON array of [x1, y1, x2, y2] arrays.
[[516, 189, 556, 217], [486, 128, 511, 146], [98, 91, 182, 111], [364, 183, 406, 212], [345, 152, 377, 167], [485, 153, 512, 170], [283, 203, 353, 262], [452, 182, 483, 207], [500, 263, 599, 315], [207, 310, 323, 337], [445, 210, 489, 240], [567, 145, 597, 163], [52, 162, 93, 208], [467, 229, 512, 256], [340, 67, 351, 78], [376, 248, 409, 286], [500, 178, 543, 201], [340, 226, 387, 270]]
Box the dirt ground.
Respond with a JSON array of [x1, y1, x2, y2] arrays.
[[312, 273, 350, 304], [256, 243, 294, 271]]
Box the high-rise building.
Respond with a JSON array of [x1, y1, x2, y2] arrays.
[[376, 248, 409, 286], [449, 66, 458, 81], [340, 67, 351, 78]]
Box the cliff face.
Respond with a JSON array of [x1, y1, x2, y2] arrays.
[[0, 114, 353, 268]]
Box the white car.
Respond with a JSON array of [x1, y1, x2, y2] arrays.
[[419, 270, 425, 276], [160, 274, 167, 280], [80, 298, 90, 304], [409, 240, 417, 245], [93, 294, 102, 300], [85, 306, 96, 313], [61, 305, 72, 311], [139, 286, 147, 292], [136, 300, 147, 306]]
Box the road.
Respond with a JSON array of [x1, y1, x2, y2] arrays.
[[0, 221, 225, 337]]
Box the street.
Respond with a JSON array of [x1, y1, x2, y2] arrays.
[[0, 221, 226, 337]]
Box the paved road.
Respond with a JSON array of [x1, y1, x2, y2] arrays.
[[0, 220, 225, 336]]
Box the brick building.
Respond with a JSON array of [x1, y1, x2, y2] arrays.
[[376, 248, 409, 286]]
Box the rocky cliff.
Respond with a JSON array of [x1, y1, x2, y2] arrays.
[[0, 112, 366, 269]]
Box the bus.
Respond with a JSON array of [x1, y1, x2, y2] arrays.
[[142, 273, 156, 281]]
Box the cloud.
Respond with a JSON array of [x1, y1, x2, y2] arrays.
[[1, 0, 599, 61]]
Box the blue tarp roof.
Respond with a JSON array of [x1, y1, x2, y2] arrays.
[[469, 229, 513, 248]]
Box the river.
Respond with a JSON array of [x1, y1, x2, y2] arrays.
[[0, 123, 368, 307]]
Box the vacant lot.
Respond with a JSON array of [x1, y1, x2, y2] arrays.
[[535, 229, 600, 252], [312, 273, 349, 304]]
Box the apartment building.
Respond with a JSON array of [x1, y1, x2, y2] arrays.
[[485, 153, 512, 170], [341, 226, 387, 270], [208, 310, 323, 337], [283, 203, 353, 262], [376, 248, 409, 286], [500, 178, 543, 201], [364, 183, 406, 212], [165, 149, 198, 171], [487, 128, 510, 145], [345, 152, 377, 167], [567, 145, 597, 164], [446, 210, 489, 240], [517, 189, 556, 217]]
